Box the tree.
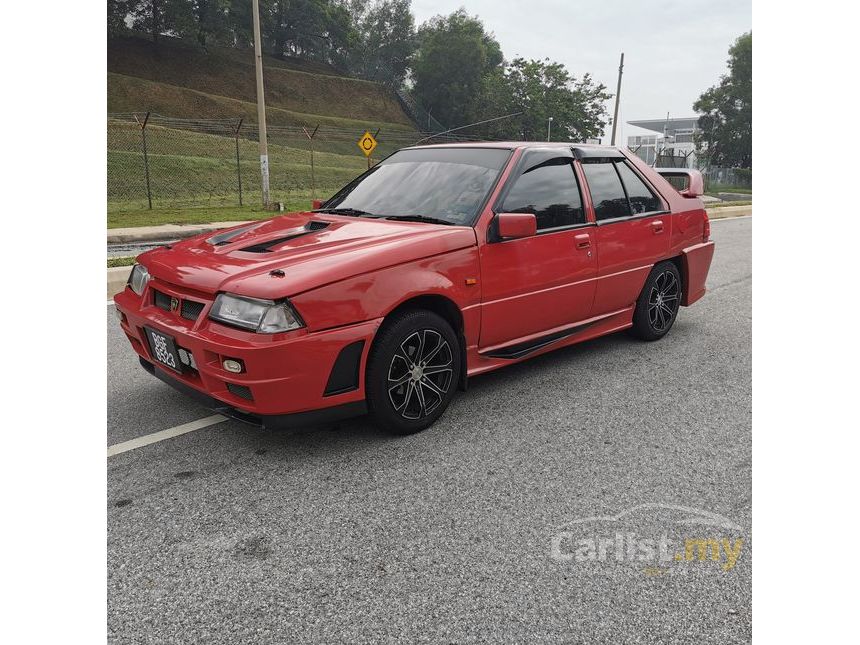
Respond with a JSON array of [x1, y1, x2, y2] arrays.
[[261, 0, 353, 64], [477, 58, 611, 141], [347, 0, 416, 85], [694, 32, 752, 168], [108, 0, 133, 36], [128, 0, 192, 41], [184, 0, 232, 50], [411, 9, 503, 128]]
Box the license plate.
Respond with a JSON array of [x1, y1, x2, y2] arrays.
[[145, 327, 182, 373]]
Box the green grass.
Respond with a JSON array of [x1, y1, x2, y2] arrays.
[[108, 73, 418, 134], [108, 35, 414, 126], [707, 200, 752, 208], [108, 256, 138, 267], [107, 33, 420, 222], [706, 184, 752, 195], [108, 203, 317, 228]]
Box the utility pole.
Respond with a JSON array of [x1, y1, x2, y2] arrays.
[[610, 52, 624, 146], [251, 0, 270, 206], [547, 116, 554, 142]]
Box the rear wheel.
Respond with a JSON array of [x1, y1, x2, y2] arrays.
[[630, 261, 682, 341], [366, 310, 461, 435]]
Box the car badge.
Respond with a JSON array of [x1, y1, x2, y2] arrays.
[[170, 297, 179, 311]]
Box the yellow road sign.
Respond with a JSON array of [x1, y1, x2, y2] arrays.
[[357, 131, 378, 157]]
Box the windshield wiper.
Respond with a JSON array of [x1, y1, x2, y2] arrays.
[[313, 207, 374, 217], [383, 215, 455, 226]]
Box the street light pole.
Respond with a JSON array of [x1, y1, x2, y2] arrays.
[[251, 0, 270, 206], [547, 116, 554, 142], [610, 52, 624, 146]]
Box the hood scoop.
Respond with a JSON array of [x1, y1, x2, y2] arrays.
[[207, 222, 265, 246], [238, 220, 330, 253]]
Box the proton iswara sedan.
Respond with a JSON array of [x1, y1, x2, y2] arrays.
[[114, 143, 714, 435]]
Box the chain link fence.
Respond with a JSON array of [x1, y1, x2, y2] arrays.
[[700, 167, 752, 191], [108, 114, 475, 212]]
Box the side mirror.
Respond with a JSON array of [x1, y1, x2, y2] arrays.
[[311, 199, 323, 210], [496, 212, 537, 240]]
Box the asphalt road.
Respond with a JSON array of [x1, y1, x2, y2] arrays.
[[107, 216, 752, 644]]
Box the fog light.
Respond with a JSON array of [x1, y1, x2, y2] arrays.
[[223, 358, 244, 373]]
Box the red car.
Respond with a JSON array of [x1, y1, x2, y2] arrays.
[[114, 143, 714, 434]]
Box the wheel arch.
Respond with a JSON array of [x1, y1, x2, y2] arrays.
[[667, 255, 688, 304], [373, 294, 468, 391]]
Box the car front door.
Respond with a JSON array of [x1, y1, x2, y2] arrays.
[[580, 155, 671, 316], [477, 149, 598, 351]]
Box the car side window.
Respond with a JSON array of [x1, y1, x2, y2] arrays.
[[501, 158, 585, 230], [615, 162, 662, 214], [581, 161, 631, 221]]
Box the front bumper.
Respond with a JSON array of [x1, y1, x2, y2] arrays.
[[114, 281, 380, 428], [138, 357, 367, 430]]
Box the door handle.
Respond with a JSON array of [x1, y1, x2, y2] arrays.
[[574, 233, 591, 249], [651, 220, 665, 234]]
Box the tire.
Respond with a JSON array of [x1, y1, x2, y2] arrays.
[[366, 310, 461, 435], [629, 261, 682, 341]]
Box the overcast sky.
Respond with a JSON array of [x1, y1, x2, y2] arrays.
[[410, 0, 751, 143]]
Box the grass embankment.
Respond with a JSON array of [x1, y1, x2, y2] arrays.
[[707, 200, 752, 208], [108, 203, 308, 228], [107, 121, 395, 222], [107, 34, 419, 224], [108, 35, 414, 127], [108, 257, 138, 268], [706, 184, 752, 195]]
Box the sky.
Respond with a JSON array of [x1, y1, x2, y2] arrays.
[[410, 0, 751, 143]]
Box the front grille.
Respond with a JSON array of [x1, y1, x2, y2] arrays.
[[226, 382, 254, 401], [181, 299, 205, 321], [153, 289, 171, 311]]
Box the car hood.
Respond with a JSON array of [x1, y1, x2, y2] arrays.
[[140, 212, 477, 299]]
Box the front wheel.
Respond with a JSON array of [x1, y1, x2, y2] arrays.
[[630, 261, 682, 341], [366, 310, 461, 435]]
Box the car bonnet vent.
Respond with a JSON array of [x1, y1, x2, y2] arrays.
[[239, 221, 329, 253], [207, 223, 263, 246]]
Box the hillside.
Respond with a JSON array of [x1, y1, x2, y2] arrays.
[[108, 35, 414, 128], [107, 34, 419, 218]]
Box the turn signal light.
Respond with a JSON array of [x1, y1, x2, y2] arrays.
[[222, 359, 244, 373]]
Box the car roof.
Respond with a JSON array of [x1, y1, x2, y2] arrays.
[[404, 141, 621, 153]]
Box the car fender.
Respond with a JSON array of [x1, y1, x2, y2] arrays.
[[290, 246, 482, 344]]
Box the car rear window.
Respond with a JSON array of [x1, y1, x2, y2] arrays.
[[582, 162, 631, 221], [615, 162, 662, 215]]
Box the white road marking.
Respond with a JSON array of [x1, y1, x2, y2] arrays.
[[107, 414, 227, 457]]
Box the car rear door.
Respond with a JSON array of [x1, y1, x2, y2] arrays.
[[579, 153, 671, 316], [478, 149, 598, 350]]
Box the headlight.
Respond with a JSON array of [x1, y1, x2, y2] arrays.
[[209, 293, 305, 333], [127, 264, 150, 296]]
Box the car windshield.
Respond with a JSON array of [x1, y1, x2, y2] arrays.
[[320, 147, 511, 226]]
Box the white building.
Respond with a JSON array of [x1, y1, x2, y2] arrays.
[[626, 117, 700, 168]]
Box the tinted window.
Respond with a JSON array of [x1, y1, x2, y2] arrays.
[[616, 162, 661, 214], [501, 158, 585, 230], [324, 147, 511, 225], [582, 162, 630, 221]]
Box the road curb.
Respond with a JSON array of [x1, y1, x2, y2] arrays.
[[108, 266, 131, 300], [706, 205, 751, 219]]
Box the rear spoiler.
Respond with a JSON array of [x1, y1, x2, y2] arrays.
[[654, 168, 704, 198]]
